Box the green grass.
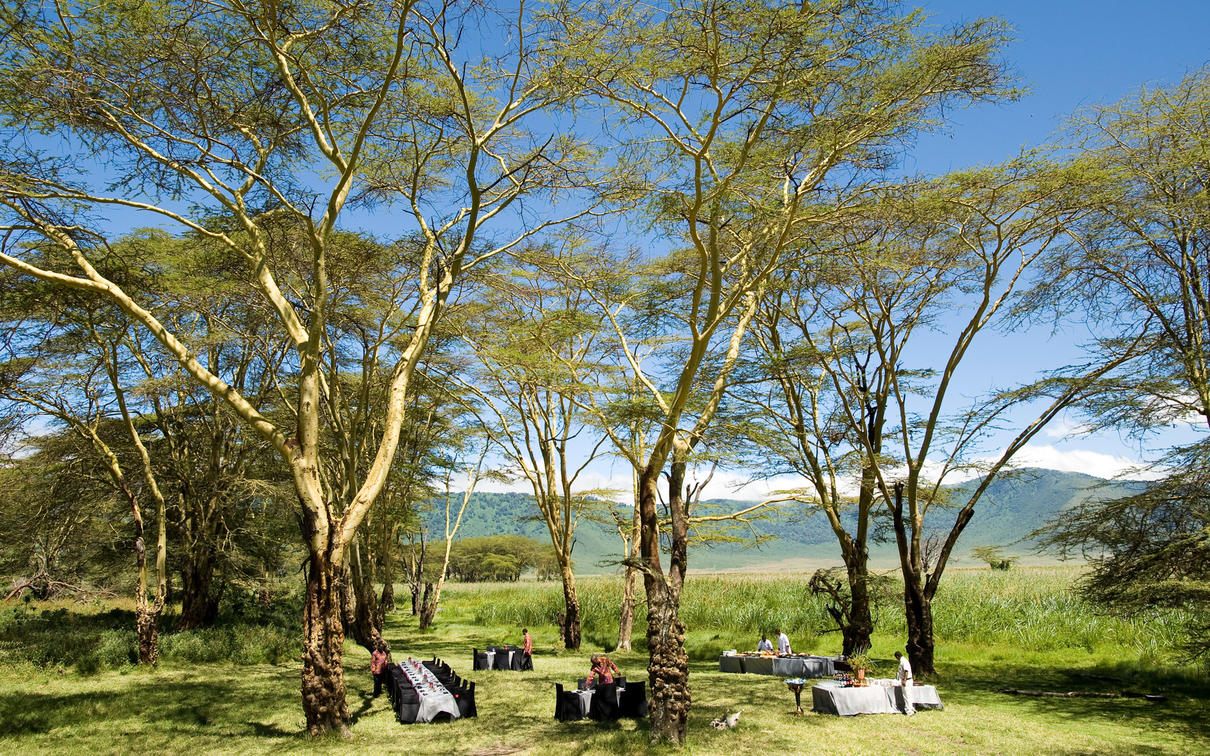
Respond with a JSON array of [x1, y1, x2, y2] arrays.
[[0, 566, 1206, 754]]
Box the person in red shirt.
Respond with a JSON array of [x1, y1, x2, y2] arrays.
[[586, 654, 620, 687], [370, 642, 389, 698], [521, 628, 534, 671]]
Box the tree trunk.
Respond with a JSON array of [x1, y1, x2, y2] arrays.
[[418, 581, 437, 629], [559, 560, 581, 651], [136, 602, 159, 666], [639, 462, 690, 745], [178, 550, 220, 630], [342, 541, 383, 651], [380, 578, 395, 614], [904, 580, 935, 676], [617, 561, 638, 652], [890, 481, 936, 676], [301, 546, 350, 737], [842, 559, 874, 655], [617, 490, 642, 652]]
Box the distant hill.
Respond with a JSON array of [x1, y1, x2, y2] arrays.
[[424, 469, 1143, 573]]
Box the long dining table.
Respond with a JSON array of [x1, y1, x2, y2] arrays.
[[394, 659, 462, 723]]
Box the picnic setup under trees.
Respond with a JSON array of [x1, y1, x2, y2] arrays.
[[0, 0, 1207, 753]]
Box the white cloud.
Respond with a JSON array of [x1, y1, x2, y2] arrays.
[[997, 444, 1158, 481]]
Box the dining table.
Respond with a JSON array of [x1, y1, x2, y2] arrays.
[[811, 679, 943, 715], [396, 659, 462, 723]]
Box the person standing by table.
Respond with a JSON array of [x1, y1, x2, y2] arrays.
[[586, 654, 620, 687], [776, 628, 792, 655], [895, 650, 915, 715], [757, 633, 774, 652], [521, 628, 534, 671], [370, 642, 389, 698]]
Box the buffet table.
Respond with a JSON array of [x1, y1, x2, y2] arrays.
[[811, 679, 943, 716], [719, 653, 838, 678]]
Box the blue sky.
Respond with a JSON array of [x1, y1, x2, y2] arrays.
[[543, 1, 1210, 501]]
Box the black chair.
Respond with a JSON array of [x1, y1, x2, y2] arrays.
[[554, 683, 584, 722], [457, 680, 478, 718], [493, 650, 511, 671], [395, 688, 421, 724], [619, 679, 648, 718], [509, 649, 522, 671], [588, 682, 620, 721], [614, 676, 626, 688]]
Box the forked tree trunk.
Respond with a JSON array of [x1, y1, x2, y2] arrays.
[[301, 545, 349, 736], [559, 560, 582, 651]]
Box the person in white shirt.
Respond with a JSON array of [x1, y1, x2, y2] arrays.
[[756, 634, 774, 652], [895, 651, 915, 715], [776, 628, 791, 655]]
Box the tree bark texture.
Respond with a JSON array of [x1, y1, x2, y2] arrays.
[[639, 461, 690, 744], [559, 561, 582, 651], [301, 547, 350, 736]]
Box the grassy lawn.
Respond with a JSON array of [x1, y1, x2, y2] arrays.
[[0, 569, 1206, 754]]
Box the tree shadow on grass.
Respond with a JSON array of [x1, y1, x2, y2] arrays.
[[935, 660, 1210, 746], [0, 669, 307, 743]]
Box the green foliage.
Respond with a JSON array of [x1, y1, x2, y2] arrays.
[[446, 535, 551, 582], [970, 546, 1018, 571]]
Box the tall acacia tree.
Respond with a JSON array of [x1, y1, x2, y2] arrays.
[[457, 248, 608, 651], [0, 303, 169, 664], [1033, 67, 1210, 651], [764, 165, 1137, 675], [0, 0, 599, 735], [546, 0, 1012, 742]]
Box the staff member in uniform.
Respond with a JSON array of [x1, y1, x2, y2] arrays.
[[895, 650, 915, 715]]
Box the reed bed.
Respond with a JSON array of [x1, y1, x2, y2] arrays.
[[444, 565, 1198, 661]]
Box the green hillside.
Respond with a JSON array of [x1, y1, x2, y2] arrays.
[[427, 469, 1142, 573]]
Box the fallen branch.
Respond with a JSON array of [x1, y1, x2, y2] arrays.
[[999, 688, 1166, 702]]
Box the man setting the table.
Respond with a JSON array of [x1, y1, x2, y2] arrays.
[[776, 628, 792, 656], [587, 654, 620, 687], [757, 633, 774, 652], [895, 650, 915, 715]]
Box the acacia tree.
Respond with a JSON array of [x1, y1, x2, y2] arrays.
[[456, 248, 610, 650], [0, 0, 599, 734], [0, 304, 169, 664], [1034, 67, 1210, 651], [777, 165, 1137, 675], [545, 0, 1011, 741]]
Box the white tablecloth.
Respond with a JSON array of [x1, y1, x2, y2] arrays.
[[811, 679, 943, 715], [398, 661, 461, 722]]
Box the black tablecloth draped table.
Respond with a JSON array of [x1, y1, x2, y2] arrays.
[[811, 679, 943, 715], [554, 680, 648, 721], [472, 645, 525, 671], [718, 654, 838, 677]]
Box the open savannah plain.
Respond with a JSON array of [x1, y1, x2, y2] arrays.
[[1, 566, 1206, 755]]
